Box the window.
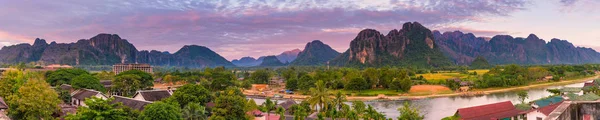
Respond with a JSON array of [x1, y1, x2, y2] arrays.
[[537, 117, 542, 120]]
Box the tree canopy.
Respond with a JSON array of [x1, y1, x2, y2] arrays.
[[71, 74, 105, 92], [140, 102, 183, 120]]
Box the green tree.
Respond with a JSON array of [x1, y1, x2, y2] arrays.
[[308, 80, 331, 112], [297, 74, 315, 91], [517, 91, 528, 104], [397, 102, 424, 120], [0, 69, 27, 98], [345, 77, 368, 91], [276, 107, 285, 120], [95, 70, 115, 80], [167, 84, 212, 107], [71, 74, 105, 92], [211, 87, 249, 120], [351, 101, 366, 116], [285, 77, 299, 91], [263, 98, 277, 120], [113, 74, 142, 96], [46, 68, 89, 86], [117, 70, 154, 88], [293, 106, 309, 120], [140, 102, 183, 120], [250, 69, 271, 84], [333, 91, 346, 110], [7, 79, 61, 119], [182, 102, 208, 120], [66, 97, 139, 120]]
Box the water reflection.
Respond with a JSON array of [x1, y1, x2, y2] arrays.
[[249, 81, 588, 120], [367, 81, 588, 120]]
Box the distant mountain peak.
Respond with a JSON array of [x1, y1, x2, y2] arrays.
[[291, 40, 340, 66]]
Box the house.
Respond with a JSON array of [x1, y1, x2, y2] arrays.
[[58, 104, 77, 117], [0, 97, 8, 111], [560, 87, 583, 95], [132, 90, 173, 102], [455, 101, 524, 120], [71, 89, 108, 107], [277, 100, 297, 115], [532, 96, 564, 108], [112, 96, 153, 110], [524, 101, 563, 120], [60, 84, 74, 93]]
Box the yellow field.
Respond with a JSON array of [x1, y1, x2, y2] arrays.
[[416, 69, 489, 82]]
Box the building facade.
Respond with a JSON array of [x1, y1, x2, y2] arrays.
[[112, 63, 153, 75]]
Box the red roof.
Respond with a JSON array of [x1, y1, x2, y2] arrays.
[[457, 101, 522, 120], [539, 101, 563, 116], [584, 82, 595, 87]]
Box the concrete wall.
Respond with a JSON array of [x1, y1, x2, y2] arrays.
[[548, 101, 600, 120]]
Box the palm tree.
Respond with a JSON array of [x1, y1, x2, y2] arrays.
[[276, 107, 285, 120], [182, 102, 208, 120], [397, 102, 424, 120], [333, 91, 347, 110], [294, 106, 308, 120], [308, 80, 331, 112], [264, 98, 277, 120], [346, 110, 359, 120]]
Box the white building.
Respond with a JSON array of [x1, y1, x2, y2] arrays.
[[71, 89, 108, 107]]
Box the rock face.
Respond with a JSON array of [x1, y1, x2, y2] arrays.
[[0, 33, 234, 67], [434, 31, 600, 65], [291, 40, 340, 66], [276, 49, 301, 63], [259, 56, 285, 66], [330, 22, 453, 67]]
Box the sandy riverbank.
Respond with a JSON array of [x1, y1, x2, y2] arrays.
[[245, 75, 600, 101]]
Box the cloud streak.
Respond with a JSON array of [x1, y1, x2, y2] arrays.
[[0, 0, 529, 60]]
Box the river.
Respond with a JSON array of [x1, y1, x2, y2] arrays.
[[251, 80, 590, 120]]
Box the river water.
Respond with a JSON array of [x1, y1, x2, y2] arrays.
[[251, 81, 589, 120]]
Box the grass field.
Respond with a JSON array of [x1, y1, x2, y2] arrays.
[[416, 69, 490, 82]]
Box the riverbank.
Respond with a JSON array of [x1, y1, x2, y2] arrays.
[[244, 75, 600, 101]]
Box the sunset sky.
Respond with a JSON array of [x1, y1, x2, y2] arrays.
[[0, 0, 599, 60]]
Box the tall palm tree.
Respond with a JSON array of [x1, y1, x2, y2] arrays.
[[264, 98, 277, 120], [347, 110, 359, 120], [182, 102, 208, 120], [276, 107, 285, 120], [308, 80, 330, 112], [333, 91, 347, 110]]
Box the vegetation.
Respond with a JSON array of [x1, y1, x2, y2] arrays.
[[211, 87, 249, 120], [7, 78, 61, 119], [66, 97, 139, 120], [140, 102, 183, 120], [167, 84, 212, 107], [397, 102, 424, 120], [46, 68, 89, 86], [71, 74, 105, 92]]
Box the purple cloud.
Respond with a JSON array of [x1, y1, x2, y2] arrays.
[[0, 0, 529, 60]]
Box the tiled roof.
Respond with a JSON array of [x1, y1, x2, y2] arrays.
[[133, 90, 171, 101], [0, 97, 8, 109], [112, 96, 153, 110], [100, 80, 113, 88], [534, 96, 564, 108], [60, 84, 72, 91], [277, 100, 297, 110], [573, 93, 600, 101], [72, 89, 104, 100], [539, 101, 563, 116], [456, 101, 522, 120]]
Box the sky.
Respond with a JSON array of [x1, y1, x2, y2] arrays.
[[0, 0, 599, 60]]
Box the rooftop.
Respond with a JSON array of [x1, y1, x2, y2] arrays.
[[133, 90, 172, 101], [72, 89, 105, 100], [0, 97, 8, 109], [456, 101, 522, 120], [112, 96, 153, 110], [533, 96, 564, 108]]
